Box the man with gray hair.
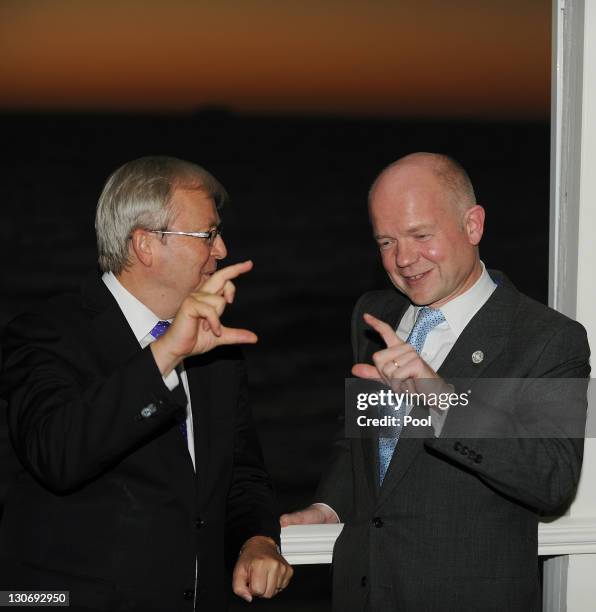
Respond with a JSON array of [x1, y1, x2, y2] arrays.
[[0, 156, 292, 611]]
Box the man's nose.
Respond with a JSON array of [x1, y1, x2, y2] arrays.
[[211, 234, 227, 260], [394, 240, 417, 268]]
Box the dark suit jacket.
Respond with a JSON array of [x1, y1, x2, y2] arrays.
[[317, 273, 590, 612], [0, 276, 279, 612]]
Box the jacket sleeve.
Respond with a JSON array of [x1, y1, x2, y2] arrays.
[[1, 312, 188, 493], [224, 356, 281, 553], [425, 319, 591, 514]]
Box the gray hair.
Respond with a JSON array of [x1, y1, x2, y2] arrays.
[[95, 156, 228, 274]]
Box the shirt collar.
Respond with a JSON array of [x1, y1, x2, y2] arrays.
[[102, 271, 161, 343], [429, 261, 496, 337]]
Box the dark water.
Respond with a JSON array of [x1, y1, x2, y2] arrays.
[[0, 111, 549, 610]]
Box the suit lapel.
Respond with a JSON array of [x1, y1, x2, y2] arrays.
[[437, 279, 517, 381], [376, 278, 518, 504], [82, 276, 144, 371], [185, 353, 214, 497]]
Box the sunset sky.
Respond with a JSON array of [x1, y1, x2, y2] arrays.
[[0, 0, 551, 118]]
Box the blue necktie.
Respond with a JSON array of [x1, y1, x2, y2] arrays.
[[378, 307, 446, 484], [149, 320, 171, 340], [149, 321, 188, 443]]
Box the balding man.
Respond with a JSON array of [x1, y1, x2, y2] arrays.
[[0, 157, 292, 611], [282, 153, 590, 611]]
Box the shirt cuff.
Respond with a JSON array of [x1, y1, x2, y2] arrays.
[[430, 405, 449, 437], [312, 502, 341, 524], [162, 368, 180, 391]]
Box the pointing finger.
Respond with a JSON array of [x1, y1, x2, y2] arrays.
[[363, 313, 402, 348], [201, 260, 253, 294]]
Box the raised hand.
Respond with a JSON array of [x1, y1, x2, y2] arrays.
[[151, 261, 257, 376], [352, 313, 439, 389]]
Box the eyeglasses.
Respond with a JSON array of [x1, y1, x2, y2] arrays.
[[148, 225, 223, 246]]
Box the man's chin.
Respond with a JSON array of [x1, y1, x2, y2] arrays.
[[391, 282, 433, 306]]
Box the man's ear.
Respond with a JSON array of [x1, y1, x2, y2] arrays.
[[464, 205, 485, 246], [129, 229, 154, 267]]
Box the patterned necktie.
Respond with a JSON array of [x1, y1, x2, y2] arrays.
[[149, 320, 188, 443], [378, 306, 446, 484], [150, 320, 171, 340]]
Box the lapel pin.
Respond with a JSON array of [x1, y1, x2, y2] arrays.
[[472, 350, 484, 364]]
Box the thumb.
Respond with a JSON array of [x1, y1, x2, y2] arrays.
[[280, 512, 301, 527], [217, 327, 258, 346], [232, 561, 253, 603], [352, 363, 380, 379], [280, 507, 323, 526]]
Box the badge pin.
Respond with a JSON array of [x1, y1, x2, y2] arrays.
[[472, 350, 484, 364]]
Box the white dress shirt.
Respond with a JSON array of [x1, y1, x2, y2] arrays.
[[397, 261, 497, 435], [102, 272, 196, 470]]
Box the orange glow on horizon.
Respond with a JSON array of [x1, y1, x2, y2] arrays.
[[0, 0, 551, 118]]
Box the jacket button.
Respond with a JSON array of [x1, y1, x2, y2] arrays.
[[140, 404, 157, 418], [361, 575, 367, 587], [195, 518, 205, 529], [183, 589, 194, 601], [372, 517, 383, 528]]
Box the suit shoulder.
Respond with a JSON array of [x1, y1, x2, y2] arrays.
[[5, 291, 84, 327], [2, 291, 88, 356], [510, 292, 590, 366], [515, 292, 587, 338], [352, 289, 406, 318]]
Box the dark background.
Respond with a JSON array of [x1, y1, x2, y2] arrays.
[[0, 110, 549, 610]]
